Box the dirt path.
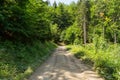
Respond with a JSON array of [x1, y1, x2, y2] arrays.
[[28, 46, 104, 80]]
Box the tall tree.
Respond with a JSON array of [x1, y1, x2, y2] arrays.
[[77, 0, 90, 44], [53, 1, 57, 8], [90, 0, 108, 40]]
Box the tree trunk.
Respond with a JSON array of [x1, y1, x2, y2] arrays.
[[83, 15, 87, 45], [103, 26, 105, 39], [114, 32, 117, 44]]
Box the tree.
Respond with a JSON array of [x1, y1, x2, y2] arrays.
[[77, 0, 90, 45], [0, 0, 52, 43], [90, 0, 108, 41], [90, 0, 120, 43], [53, 1, 57, 8]]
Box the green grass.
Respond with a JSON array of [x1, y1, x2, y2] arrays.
[[0, 41, 57, 80], [67, 44, 120, 80]]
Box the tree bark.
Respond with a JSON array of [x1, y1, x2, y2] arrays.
[[114, 32, 117, 44], [83, 15, 87, 45], [103, 26, 105, 39]]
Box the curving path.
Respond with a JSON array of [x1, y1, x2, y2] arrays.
[[28, 46, 104, 80]]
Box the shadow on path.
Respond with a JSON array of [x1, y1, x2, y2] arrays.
[[28, 46, 104, 80]]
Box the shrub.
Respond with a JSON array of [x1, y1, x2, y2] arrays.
[[74, 51, 85, 59], [0, 41, 57, 80], [60, 22, 82, 44], [67, 44, 120, 80]]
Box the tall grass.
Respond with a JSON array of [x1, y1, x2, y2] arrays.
[[0, 41, 57, 80], [67, 43, 120, 80]]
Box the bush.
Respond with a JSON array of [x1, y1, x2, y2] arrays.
[[74, 51, 85, 59], [67, 44, 120, 80], [0, 41, 57, 80], [60, 22, 82, 44], [50, 24, 60, 42]]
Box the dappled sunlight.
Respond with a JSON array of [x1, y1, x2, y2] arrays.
[[29, 46, 104, 80], [36, 68, 103, 80]]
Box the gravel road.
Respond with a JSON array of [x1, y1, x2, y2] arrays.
[[28, 46, 104, 80]]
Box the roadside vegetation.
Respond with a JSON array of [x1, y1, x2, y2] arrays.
[[67, 38, 120, 80], [0, 41, 57, 80]]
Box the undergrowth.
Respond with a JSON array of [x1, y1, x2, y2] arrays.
[[0, 41, 57, 80], [67, 43, 120, 80]]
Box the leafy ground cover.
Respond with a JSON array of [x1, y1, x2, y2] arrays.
[[67, 43, 120, 80], [0, 41, 57, 80]]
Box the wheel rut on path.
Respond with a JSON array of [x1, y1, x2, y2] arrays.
[[28, 46, 104, 80]]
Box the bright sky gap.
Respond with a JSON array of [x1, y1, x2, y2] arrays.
[[43, 0, 78, 5]]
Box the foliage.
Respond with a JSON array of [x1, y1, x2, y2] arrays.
[[50, 24, 60, 42], [0, 41, 57, 80], [90, 0, 120, 43], [50, 2, 76, 42], [0, 0, 52, 42], [51, 3, 74, 31], [60, 22, 82, 44], [67, 43, 120, 80]]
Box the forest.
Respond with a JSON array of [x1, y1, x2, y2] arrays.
[[0, 0, 120, 80]]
